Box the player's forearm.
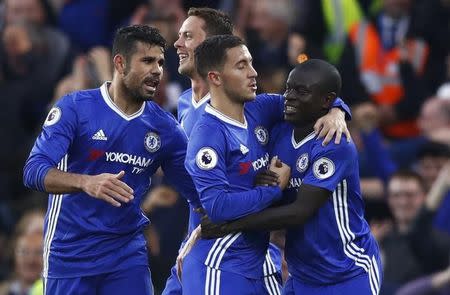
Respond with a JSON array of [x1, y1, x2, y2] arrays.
[[43, 168, 87, 194], [202, 186, 282, 223], [23, 154, 56, 192], [224, 204, 312, 232], [331, 97, 352, 120]]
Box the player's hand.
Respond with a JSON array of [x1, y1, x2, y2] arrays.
[[269, 157, 291, 190], [176, 225, 201, 281], [82, 171, 134, 207], [314, 108, 351, 146], [254, 169, 279, 187], [200, 215, 229, 239]]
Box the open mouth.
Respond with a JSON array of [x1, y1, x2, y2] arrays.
[[284, 105, 297, 114], [249, 82, 257, 91], [144, 78, 159, 92], [178, 52, 188, 63]]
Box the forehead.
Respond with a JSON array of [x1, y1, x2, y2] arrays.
[[388, 177, 421, 191], [179, 16, 206, 34], [225, 45, 251, 64], [287, 68, 318, 87], [132, 42, 164, 58]]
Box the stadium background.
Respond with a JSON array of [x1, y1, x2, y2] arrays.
[[0, 0, 449, 294]]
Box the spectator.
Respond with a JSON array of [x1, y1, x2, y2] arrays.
[[340, 0, 430, 139], [0, 209, 44, 295], [379, 171, 450, 294]]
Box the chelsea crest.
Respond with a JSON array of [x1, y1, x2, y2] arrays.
[[254, 126, 269, 145], [144, 132, 161, 153]]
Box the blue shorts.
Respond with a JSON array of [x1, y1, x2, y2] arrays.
[[283, 272, 381, 295], [161, 265, 182, 295], [182, 254, 279, 295], [44, 265, 153, 295]]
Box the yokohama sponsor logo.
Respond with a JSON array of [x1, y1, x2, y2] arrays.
[[105, 152, 153, 167], [252, 152, 269, 171]]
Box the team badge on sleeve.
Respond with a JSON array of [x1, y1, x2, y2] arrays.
[[254, 126, 269, 145], [144, 132, 161, 152], [313, 157, 335, 179], [44, 107, 61, 126], [196, 147, 218, 170], [296, 153, 309, 172]]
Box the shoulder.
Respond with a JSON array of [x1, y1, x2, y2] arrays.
[[145, 101, 178, 125], [311, 138, 358, 163], [248, 93, 283, 108]]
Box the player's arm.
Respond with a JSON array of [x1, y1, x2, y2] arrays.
[[160, 124, 202, 209], [201, 184, 329, 237], [202, 141, 352, 237], [186, 124, 290, 223], [23, 95, 133, 207]]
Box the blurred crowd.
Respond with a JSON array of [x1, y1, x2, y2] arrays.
[[0, 0, 449, 294]]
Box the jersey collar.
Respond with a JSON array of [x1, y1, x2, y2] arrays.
[[192, 92, 211, 109], [291, 130, 316, 149], [205, 104, 248, 129], [100, 82, 145, 121]]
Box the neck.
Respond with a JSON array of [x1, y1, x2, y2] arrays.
[[209, 88, 245, 124], [293, 123, 315, 142], [108, 76, 143, 115], [191, 77, 209, 102]]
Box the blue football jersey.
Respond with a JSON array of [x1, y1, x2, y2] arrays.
[[269, 122, 381, 289], [23, 82, 200, 278], [177, 88, 211, 138], [185, 94, 288, 279]]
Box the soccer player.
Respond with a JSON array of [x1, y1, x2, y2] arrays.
[[23, 25, 200, 295], [202, 59, 382, 295], [165, 8, 351, 295], [183, 34, 293, 295]]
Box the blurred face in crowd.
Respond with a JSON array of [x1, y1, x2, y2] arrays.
[[387, 177, 425, 228], [418, 98, 450, 135], [417, 156, 449, 190], [218, 45, 258, 103], [120, 42, 164, 102], [174, 16, 207, 77], [15, 232, 43, 285], [383, 0, 412, 19], [5, 0, 46, 26]]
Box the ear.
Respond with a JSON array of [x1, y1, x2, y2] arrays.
[[113, 54, 126, 75], [207, 71, 221, 87], [323, 92, 337, 108]]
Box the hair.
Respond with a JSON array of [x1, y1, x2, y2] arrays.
[[389, 170, 426, 193], [294, 59, 342, 95], [112, 25, 166, 62], [187, 7, 233, 37], [417, 141, 450, 160], [195, 35, 245, 80]]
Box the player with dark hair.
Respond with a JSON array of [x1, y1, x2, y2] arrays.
[[181, 34, 291, 294], [168, 7, 351, 295], [201, 59, 382, 294], [23, 25, 200, 295]]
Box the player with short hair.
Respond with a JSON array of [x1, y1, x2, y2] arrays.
[[23, 25, 200, 295], [202, 59, 382, 295], [166, 7, 352, 294], [183, 33, 292, 295]]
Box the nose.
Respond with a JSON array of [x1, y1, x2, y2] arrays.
[[174, 36, 182, 49], [249, 64, 257, 78], [152, 65, 162, 76]]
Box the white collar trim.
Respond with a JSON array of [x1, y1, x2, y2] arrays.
[[192, 92, 211, 109], [100, 82, 145, 121], [291, 130, 316, 149], [205, 104, 247, 129]]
